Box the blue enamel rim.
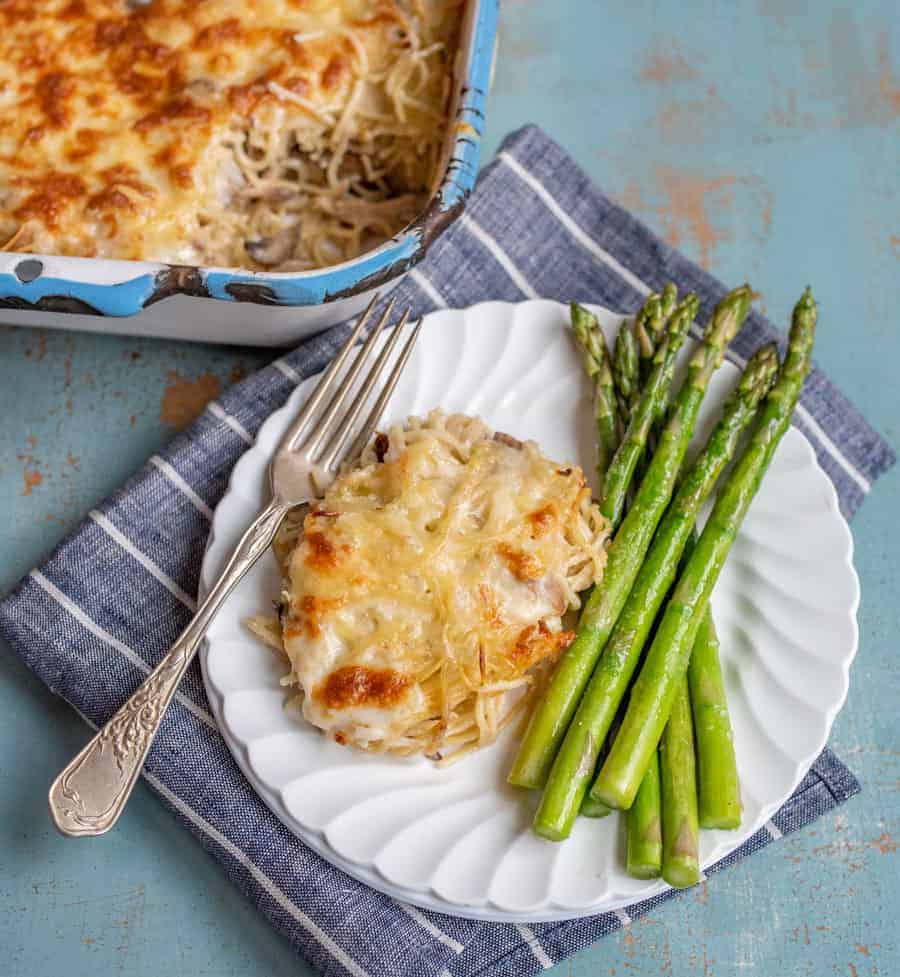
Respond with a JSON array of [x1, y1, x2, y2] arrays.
[[0, 0, 498, 318]]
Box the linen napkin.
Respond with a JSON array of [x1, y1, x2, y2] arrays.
[[0, 125, 894, 977]]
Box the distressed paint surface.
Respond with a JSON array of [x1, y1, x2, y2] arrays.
[[0, 2, 898, 975]]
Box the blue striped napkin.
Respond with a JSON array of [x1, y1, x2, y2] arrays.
[[0, 126, 894, 977]]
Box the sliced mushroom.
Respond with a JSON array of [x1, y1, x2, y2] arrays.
[[245, 226, 299, 266]]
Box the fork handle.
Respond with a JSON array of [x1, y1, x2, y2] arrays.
[[49, 500, 289, 837]]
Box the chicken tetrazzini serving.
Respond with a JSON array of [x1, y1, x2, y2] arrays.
[[248, 411, 610, 762]]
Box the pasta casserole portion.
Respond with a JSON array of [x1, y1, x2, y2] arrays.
[[249, 411, 610, 762], [0, 0, 462, 270]]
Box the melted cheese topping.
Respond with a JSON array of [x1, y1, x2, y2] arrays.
[[265, 412, 610, 760], [0, 0, 461, 269]]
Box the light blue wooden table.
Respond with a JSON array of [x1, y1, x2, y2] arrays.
[[1, 3, 897, 974]]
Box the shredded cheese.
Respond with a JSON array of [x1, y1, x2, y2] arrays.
[[0, 0, 463, 271], [249, 412, 611, 762]]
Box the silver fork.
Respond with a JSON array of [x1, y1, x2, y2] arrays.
[[49, 295, 421, 837]]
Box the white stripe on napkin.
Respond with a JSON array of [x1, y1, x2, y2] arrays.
[[459, 214, 538, 299], [149, 455, 213, 520], [765, 819, 783, 840], [491, 154, 871, 497], [515, 925, 553, 969], [715, 350, 870, 496], [793, 404, 871, 495], [89, 510, 197, 611], [499, 151, 651, 298], [273, 359, 302, 383], [29, 570, 215, 730], [614, 908, 632, 926], [399, 904, 464, 954], [409, 268, 448, 309], [208, 402, 254, 445]]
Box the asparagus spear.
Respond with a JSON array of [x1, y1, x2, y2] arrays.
[[612, 318, 640, 424], [615, 284, 677, 429], [647, 282, 678, 351], [634, 294, 661, 364], [571, 303, 619, 491], [582, 312, 651, 820], [689, 604, 742, 829], [636, 283, 678, 377], [599, 294, 673, 841], [660, 675, 700, 888], [531, 335, 773, 836], [581, 307, 652, 819], [659, 282, 678, 320], [510, 287, 750, 793], [626, 749, 663, 878], [592, 288, 817, 810], [599, 293, 698, 529]]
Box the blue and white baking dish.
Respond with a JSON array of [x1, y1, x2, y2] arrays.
[[0, 0, 497, 346]]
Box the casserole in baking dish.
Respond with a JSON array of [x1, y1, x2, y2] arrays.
[[0, 0, 497, 345]]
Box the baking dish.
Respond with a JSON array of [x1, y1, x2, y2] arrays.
[[0, 0, 497, 347]]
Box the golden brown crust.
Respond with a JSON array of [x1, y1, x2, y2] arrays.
[[304, 530, 338, 572], [12, 173, 87, 231], [315, 665, 412, 711], [495, 542, 545, 582], [511, 621, 576, 671], [527, 503, 557, 538]]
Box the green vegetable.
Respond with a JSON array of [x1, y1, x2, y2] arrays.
[[660, 676, 700, 888], [571, 303, 619, 491], [612, 318, 640, 425], [659, 282, 678, 320], [599, 293, 698, 529], [626, 750, 663, 878], [647, 282, 679, 352], [531, 331, 772, 837], [637, 282, 679, 379], [510, 286, 749, 794], [592, 288, 817, 810], [689, 601, 742, 829], [634, 294, 661, 363]]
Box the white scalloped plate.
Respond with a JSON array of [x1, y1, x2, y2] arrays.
[[200, 300, 859, 922]]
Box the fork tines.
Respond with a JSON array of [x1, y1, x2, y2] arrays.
[[280, 293, 422, 472]]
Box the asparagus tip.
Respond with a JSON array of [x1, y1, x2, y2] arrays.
[[738, 343, 779, 399], [796, 286, 816, 311]]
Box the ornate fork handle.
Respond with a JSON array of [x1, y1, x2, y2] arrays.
[[48, 500, 290, 837]]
